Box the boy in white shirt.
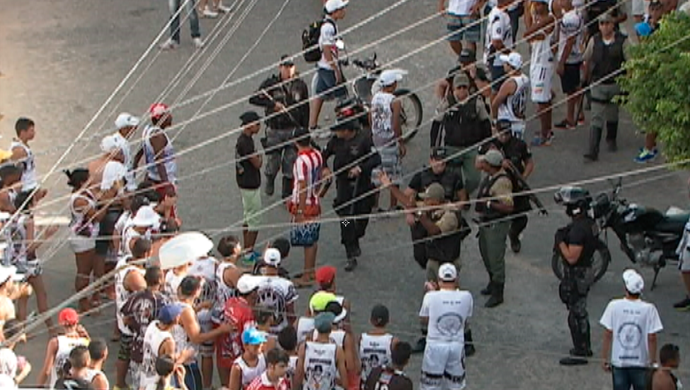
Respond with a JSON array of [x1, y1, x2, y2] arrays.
[[600, 269, 663, 390]]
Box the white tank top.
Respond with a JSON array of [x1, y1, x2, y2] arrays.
[[3, 215, 27, 266], [164, 270, 185, 301], [84, 368, 109, 389], [498, 74, 530, 123], [530, 17, 554, 67], [370, 92, 396, 146], [69, 190, 99, 239], [215, 262, 237, 309], [141, 321, 173, 388], [296, 317, 315, 345], [286, 355, 298, 385], [312, 329, 345, 348], [51, 335, 90, 388], [234, 354, 267, 389], [0, 296, 16, 326], [171, 303, 198, 362], [303, 342, 337, 390], [143, 126, 177, 184], [10, 140, 36, 191], [188, 256, 218, 305], [115, 260, 145, 334], [359, 333, 393, 382]]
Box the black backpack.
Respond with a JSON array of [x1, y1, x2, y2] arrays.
[[302, 18, 335, 63]]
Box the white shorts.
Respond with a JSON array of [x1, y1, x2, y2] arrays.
[[420, 341, 466, 390], [198, 309, 215, 356], [69, 231, 96, 254], [632, 0, 647, 16], [530, 63, 554, 103], [679, 256, 690, 272]]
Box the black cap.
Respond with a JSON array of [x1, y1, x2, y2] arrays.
[[430, 146, 448, 160], [280, 55, 295, 67], [330, 117, 360, 132], [458, 49, 476, 63], [240, 111, 261, 126]]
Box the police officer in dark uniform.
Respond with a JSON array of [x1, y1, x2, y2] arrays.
[[430, 72, 492, 195], [402, 147, 468, 270], [321, 116, 381, 271], [249, 55, 310, 198], [495, 120, 534, 253], [553, 187, 597, 366]]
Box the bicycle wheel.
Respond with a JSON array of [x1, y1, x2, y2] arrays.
[[393, 89, 423, 143]]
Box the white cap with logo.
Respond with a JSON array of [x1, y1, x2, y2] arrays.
[[325, 0, 349, 13], [263, 248, 282, 267], [438, 263, 458, 282], [115, 113, 140, 130], [623, 269, 644, 294], [499, 52, 523, 70]]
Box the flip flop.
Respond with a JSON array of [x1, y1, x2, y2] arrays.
[[292, 277, 314, 289]]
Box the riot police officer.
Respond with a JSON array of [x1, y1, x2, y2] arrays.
[[403, 147, 468, 270], [431, 72, 492, 195], [322, 116, 381, 271], [495, 120, 534, 253], [553, 187, 598, 366], [476, 149, 514, 308]]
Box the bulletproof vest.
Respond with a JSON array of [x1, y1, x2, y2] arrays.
[[442, 97, 485, 148], [591, 33, 626, 83], [425, 209, 463, 263], [420, 169, 459, 201], [476, 172, 510, 221], [569, 217, 598, 267], [263, 76, 300, 130]]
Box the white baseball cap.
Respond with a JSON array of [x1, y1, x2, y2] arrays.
[[115, 113, 140, 130], [378, 69, 407, 87], [237, 274, 264, 294], [100, 135, 121, 154], [131, 205, 161, 227], [499, 52, 523, 70], [263, 248, 282, 267], [325, 0, 349, 13], [438, 263, 457, 282], [0, 265, 24, 285], [623, 269, 644, 294]]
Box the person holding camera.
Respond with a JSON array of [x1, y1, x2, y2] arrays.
[[554, 188, 598, 366]]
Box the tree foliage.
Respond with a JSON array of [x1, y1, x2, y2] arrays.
[[617, 12, 690, 163]]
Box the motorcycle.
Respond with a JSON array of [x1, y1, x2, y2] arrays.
[[552, 179, 689, 289]]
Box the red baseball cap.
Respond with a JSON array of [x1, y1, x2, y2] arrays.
[[149, 103, 170, 119], [58, 308, 79, 326], [315, 266, 336, 286]]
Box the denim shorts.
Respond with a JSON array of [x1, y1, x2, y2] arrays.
[[446, 15, 481, 43], [315, 67, 347, 101]]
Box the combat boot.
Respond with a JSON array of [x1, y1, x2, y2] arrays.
[[484, 283, 504, 308]]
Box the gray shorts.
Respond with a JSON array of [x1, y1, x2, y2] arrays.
[[315, 68, 347, 101], [446, 15, 481, 43]]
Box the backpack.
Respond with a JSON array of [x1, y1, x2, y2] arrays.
[[302, 18, 335, 63]]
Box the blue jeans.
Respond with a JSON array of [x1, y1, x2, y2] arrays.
[[173, 361, 203, 390], [168, 0, 201, 43], [612, 366, 648, 390]]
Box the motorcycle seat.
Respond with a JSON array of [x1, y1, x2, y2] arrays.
[[655, 213, 690, 233]]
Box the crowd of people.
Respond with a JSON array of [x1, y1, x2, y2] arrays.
[[0, 0, 689, 388]]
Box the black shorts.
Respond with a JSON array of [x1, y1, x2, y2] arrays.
[[560, 63, 582, 95], [95, 208, 123, 256]]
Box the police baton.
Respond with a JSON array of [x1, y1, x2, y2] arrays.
[[503, 160, 548, 216]]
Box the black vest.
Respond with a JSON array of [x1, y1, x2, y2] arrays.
[[591, 32, 626, 83], [476, 172, 510, 221], [425, 209, 463, 263], [419, 169, 460, 202], [442, 97, 486, 148]]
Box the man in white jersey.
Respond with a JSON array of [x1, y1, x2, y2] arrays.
[[86, 339, 109, 390], [11, 117, 46, 200], [134, 103, 177, 200], [524, 0, 556, 146], [600, 269, 663, 390], [491, 52, 530, 139], [484, 0, 513, 100], [554, 0, 584, 130], [294, 312, 348, 390], [256, 248, 298, 333], [419, 264, 473, 390], [113, 113, 141, 192], [187, 252, 219, 389]]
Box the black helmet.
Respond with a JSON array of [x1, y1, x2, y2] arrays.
[[554, 186, 592, 217]]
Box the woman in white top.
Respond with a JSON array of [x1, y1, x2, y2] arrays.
[[66, 169, 106, 314]]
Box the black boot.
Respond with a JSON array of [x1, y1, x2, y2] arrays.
[[509, 233, 521, 253], [606, 122, 618, 152], [265, 175, 276, 196], [480, 281, 493, 296], [344, 243, 358, 271], [485, 283, 504, 308], [583, 126, 603, 162], [281, 176, 294, 200], [464, 329, 476, 357]]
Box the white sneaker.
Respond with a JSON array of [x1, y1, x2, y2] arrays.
[[193, 37, 204, 49], [217, 3, 232, 12], [159, 38, 178, 50], [202, 7, 219, 18]]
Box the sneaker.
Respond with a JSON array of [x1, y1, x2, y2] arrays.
[[673, 296, 690, 311], [509, 235, 521, 253], [159, 38, 178, 50], [554, 120, 575, 130], [634, 148, 658, 163], [559, 356, 588, 366], [217, 3, 232, 12], [344, 258, 358, 272], [193, 37, 204, 49], [202, 8, 219, 18]]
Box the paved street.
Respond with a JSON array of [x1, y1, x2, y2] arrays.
[[1, 0, 690, 388]]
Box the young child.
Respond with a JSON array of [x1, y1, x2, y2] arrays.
[[229, 328, 267, 390], [359, 304, 399, 384], [255, 305, 277, 352], [277, 325, 299, 385]]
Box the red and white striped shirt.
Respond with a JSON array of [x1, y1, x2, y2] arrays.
[[291, 149, 323, 207], [247, 372, 290, 390]]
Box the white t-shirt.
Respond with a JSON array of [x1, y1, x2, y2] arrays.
[[255, 276, 299, 333], [419, 289, 473, 343], [557, 10, 584, 64], [484, 7, 513, 67], [101, 160, 127, 191], [112, 132, 136, 191], [600, 298, 664, 368], [0, 348, 17, 377], [448, 0, 479, 16], [317, 17, 339, 70]]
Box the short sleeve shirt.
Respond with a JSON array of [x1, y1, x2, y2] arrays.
[[317, 18, 338, 70], [500, 138, 531, 174], [120, 289, 170, 363], [489, 174, 514, 206], [419, 290, 473, 343], [235, 133, 261, 190], [557, 10, 584, 64]]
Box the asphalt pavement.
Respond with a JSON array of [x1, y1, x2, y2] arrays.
[[1, 0, 690, 388]]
